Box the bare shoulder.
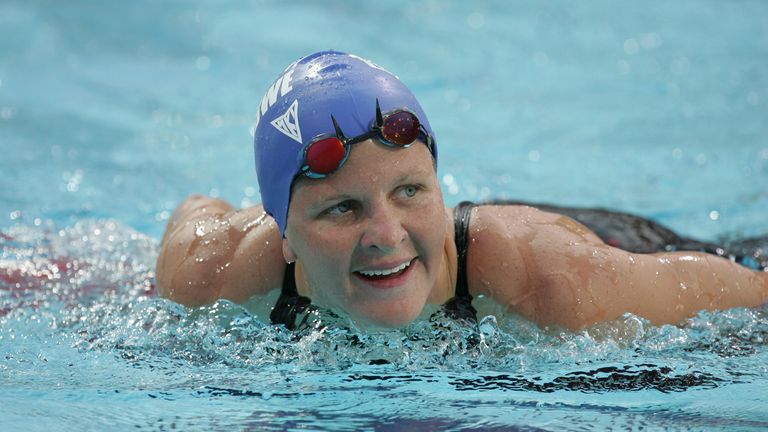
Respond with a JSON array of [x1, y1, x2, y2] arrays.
[[468, 203, 602, 267], [156, 195, 285, 306], [465, 204, 768, 329], [466, 204, 605, 324]]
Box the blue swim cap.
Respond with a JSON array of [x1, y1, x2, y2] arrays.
[[253, 50, 437, 235]]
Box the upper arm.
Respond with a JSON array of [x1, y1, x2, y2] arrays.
[[468, 205, 768, 329], [156, 195, 286, 306], [467, 206, 584, 324], [467, 205, 614, 328]]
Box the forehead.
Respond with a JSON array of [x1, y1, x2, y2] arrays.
[[291, 139, 436, 202]]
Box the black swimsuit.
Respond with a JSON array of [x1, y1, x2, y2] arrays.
[[487, 200, 767, 269], [270, 201, 767, 329]]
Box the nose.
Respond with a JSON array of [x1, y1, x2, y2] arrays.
[[360, 202, 407, 253]]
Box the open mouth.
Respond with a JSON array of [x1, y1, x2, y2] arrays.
[[354, 258, 415, 281]]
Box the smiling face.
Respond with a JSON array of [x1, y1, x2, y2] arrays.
[[283, 139, 452, 327]]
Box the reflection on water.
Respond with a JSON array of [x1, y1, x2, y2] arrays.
[[447, 365, 723, 393]]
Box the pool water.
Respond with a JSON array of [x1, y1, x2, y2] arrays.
[[2, 0, 768, 430]]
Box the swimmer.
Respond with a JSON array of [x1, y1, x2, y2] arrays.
[[156, 51, 768, 330]]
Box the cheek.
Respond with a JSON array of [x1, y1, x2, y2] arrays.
[[295, 228, 355, 269], [411, 203, 446, 255], [295, 229, 358, 307]]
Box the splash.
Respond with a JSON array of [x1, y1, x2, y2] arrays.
[[2, 219, 767, 394]]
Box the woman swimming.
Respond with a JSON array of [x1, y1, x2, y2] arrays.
[[156, 51, 768, 330]]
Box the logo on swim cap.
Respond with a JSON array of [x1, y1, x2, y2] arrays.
[[253, 68, 295, 132], [270, 99, 302, 144]]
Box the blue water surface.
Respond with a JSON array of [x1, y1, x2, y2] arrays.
[[1, 1, 768, 430]]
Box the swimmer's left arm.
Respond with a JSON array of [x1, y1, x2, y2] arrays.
[[468, 205, 768, 329], [614, 250, 767, 326], [535, 245, 767, 329]]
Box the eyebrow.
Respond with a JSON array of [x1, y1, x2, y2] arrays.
[[395, 168, 432, 184], [305, 169, 432, 209], [393, 173, 412, 184]]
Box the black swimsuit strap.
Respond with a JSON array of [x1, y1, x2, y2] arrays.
[[453, 201, 476, 299], [282, 262, 297, 295], [441, 201, 478, 324], [269, 262, 312, 330]]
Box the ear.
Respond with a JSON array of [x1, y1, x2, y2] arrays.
[[282, 237, 297, 264]]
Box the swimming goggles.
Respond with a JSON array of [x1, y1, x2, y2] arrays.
[[298, 100, 433, 179]]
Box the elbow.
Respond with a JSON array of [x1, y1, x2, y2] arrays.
[[155, 238, 221, 308], [156, 263, 218, 307]]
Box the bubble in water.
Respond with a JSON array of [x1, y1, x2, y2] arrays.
[[195, 56, 211, 71], [466, 12, 484, 29], [623, 38, 639, 55]]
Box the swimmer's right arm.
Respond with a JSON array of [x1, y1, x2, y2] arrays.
[[156, 195, 286, 306]]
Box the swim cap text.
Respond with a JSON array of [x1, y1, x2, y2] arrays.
[[253, 68, 294, 131]]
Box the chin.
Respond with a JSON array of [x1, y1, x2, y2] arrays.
[[352, 303, 423, 328]]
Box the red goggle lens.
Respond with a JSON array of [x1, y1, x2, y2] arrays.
[[380, 111, 421, 146], [305, 137, 346, 174]]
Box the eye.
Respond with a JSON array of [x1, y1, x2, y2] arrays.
[[326, 200, 354, 215], [402, 185, 419, 198]]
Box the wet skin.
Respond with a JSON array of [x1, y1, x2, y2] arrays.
[[156, 142, 768, 329], [283, 140, 456, 327]]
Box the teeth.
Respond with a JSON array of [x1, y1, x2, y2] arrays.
[[358, 260, 410, 277]]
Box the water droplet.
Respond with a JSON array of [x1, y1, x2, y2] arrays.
[[623, 38, 639, 55], [195, 56, 211, 71], [466, 12, 485, 29]]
